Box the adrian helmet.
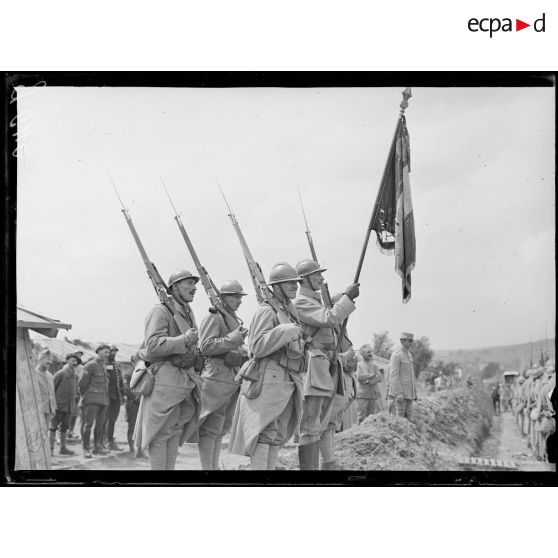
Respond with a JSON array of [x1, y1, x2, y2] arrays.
[[167, 269, 200, 289], [268, 262, 300, 285], [295, 259, 327, 278], [219, 279, 247, 296]]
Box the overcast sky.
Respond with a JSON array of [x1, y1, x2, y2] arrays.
[[16, 85, 555, 351]]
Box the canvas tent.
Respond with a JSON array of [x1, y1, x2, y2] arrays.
[[16, 306, 72, 470]]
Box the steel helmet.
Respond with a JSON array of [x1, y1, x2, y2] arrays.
[[296, 259, 327, 278], [167, 269, 200, 289], [219, 279, 247, 296], [268, 262, 300, 285]]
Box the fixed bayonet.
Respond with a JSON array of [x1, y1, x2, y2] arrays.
[[160, 175, 242, 328]]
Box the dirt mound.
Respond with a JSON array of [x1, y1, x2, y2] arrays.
[[279, 387, 494, 470]]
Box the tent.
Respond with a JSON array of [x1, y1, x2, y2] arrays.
[[16, 306, 72, 470]]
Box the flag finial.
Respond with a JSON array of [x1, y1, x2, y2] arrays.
[[400, 87, 412, 116]]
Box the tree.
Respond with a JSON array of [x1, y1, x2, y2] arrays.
[[411, 336, 434, 378], [481, 361, 501, 380], [372, 331, 394, 360]]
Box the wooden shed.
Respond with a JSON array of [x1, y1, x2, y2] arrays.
[[16, 306, 71, 470]]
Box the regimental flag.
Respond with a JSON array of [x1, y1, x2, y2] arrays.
[[370, 115, 416, 303]]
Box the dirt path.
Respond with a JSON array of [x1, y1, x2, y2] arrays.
[[477, 411, 554, 472]]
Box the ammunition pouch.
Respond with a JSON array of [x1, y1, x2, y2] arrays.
[[171, 347, 203, 371], [223, 351, 249, 369]]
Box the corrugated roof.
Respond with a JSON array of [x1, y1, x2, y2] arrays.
[[17, 306, 72, 338]]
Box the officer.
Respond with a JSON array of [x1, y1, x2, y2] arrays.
[[79, 344, 111, 458], [387, 332, 417, 419], [229, 263, 305, 470], [134, 269, 202, 470], [104, 345, 125, 451], [293, 259, 359, 470], [197, 280, 248, 470]]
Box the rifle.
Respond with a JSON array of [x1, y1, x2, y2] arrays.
[[216, 178, 294, 319], [296, 187, 333, 308], [160, 175, 243, 330], [108, 171, 173, 309]]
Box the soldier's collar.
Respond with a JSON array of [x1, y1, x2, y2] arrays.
[[298, 286, 321, 301]]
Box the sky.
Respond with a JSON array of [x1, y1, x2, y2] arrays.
[[15, 85, 555, 351]]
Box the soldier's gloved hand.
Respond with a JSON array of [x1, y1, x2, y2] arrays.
[[395, 393, 404, 401], [184, 328, 199, 346], [344, 283, 360, 301], [238, 326, 249, 338]]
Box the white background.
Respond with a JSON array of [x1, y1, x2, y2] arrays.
[[2, 0, 556, 555]]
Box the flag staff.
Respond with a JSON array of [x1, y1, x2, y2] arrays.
[[352, 87, 412, 283]]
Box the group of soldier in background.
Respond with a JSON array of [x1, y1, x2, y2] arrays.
[[35, 344, 143, 459], [509, 361, 556, 462], [128, 259, 417, 470]]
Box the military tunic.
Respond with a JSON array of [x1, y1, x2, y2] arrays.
[[388, 345, 416, 419], [229, 302, 304, 457], [293, 286, 355, 445]]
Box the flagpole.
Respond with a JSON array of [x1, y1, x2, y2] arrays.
[[353, 87, 412, 283], [333, 88, 413, 361]]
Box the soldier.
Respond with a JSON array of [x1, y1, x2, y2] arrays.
[[229, 263, 305, 470], [293, 259, 359, 470], [528, 366, 545, 451], [387, 332, 417, 420], [513, 375, 526, 430], [356, 343, 382, 423], [35, 349, 57, 451], [134, 269, 202, 470], [197, 280, 248, 470], [104, 344, 125, 451], [67, 350, 84, 439], [79, 344, 111, 458], [49, 353, 79, 456]]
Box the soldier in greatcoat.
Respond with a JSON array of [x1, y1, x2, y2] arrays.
[[197, 280, 249, 470], [49, 353, 79, 456], [229, 263, 305, 470], [387, 332, 417, 420], [134, 269, 202, 470], [356, 343, 382, 423], [67, 350, 84, 440], [79, 344, 111, 458], [293, 259, 359, 470]]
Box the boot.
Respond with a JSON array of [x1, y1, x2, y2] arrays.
[[49, 430, 56, 455], [198, 436, 215, 470], [59, 431, 75, 455], [322, 461, 337, 470], [92, 446, 109, 455], [298, 443, 315, 470], [108, 441, 123, 451], [267, 445, 280, 470], [250, 443, 269, 470], [212, 436, 223, 470]]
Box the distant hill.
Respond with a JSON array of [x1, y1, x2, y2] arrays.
[[435, 338, 555, 375]]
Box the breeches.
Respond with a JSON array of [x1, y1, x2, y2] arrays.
[[82, 404, 108, 449], [49, 410, 71, 432], [357, 398, 379, 422], [258, 395, 295, 446], [299, 395, 331, 446]]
